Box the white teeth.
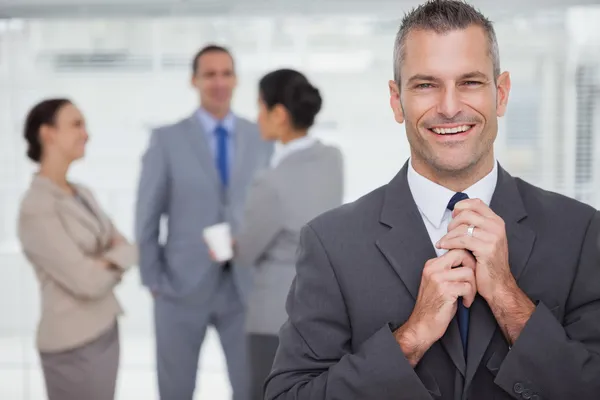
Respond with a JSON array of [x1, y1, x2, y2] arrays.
[[431, 125, 472, 135]]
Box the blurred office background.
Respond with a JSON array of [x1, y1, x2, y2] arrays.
[[0, 0, 599, 398]]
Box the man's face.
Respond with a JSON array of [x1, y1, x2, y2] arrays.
[[389, 25, 510, 177], [192, 51, 237, 113]]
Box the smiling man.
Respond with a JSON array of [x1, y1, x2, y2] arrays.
[[264, 1, 600, 400]]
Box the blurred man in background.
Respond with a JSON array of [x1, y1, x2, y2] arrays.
[[135, 45, 273, 400]]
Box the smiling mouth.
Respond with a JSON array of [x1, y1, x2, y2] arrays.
[[428, 124, 474, 135]]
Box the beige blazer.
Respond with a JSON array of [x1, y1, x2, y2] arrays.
[[17, 174, 137, 353]]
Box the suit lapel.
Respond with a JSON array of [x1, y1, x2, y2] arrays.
[[74, 186, 112, 240], [57, 196, 104, 238], [375, 163, 466, 376], [184, 114, 220, 187], [463, 165, 536, 394]]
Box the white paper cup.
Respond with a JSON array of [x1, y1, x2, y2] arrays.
[[203, 223, 233, 262]]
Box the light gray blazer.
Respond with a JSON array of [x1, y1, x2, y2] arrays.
[[235, 140, 344, 334], [135, 113, 273, 301]]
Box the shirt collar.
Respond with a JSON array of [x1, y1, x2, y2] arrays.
[[270, 136, 318, 168], [196, 107, 236, 134], [407, 159, 498, 229]]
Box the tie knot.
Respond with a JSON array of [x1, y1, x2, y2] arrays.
[[447, 192, 469, 211], [215, 125, 228, 137]]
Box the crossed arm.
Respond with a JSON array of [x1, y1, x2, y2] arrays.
[[19, 209, 136, 300]]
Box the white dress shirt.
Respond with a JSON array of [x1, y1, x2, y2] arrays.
[[407, 159, 498, 257], [270, 136, 318, 168]]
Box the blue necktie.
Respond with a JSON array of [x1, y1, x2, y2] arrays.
[[214, 125, 229, 187], [447, 192, 470, 358]]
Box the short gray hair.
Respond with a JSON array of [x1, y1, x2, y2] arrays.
[[393, 0, 500, 84]]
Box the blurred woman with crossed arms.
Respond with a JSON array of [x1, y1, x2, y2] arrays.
[[17, 98, 137, 400]]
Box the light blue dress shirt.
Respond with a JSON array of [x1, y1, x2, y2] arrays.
[[196, 107, 236, 171]]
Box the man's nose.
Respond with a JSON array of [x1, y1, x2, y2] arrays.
[[436, 86, 462, 119], [214, 74, 230, 86]]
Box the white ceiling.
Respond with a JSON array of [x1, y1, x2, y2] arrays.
[[0, 0, 599, 18]]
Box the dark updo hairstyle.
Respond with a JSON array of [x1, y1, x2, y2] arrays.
[[259, 69, 322, 131], [23, 98, 72, 163]]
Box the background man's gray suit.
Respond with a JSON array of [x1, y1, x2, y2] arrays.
[[135, 113, 272, 400], [265, 162, 600, 400]]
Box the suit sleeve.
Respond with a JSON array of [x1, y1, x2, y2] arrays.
[[104, 220, 138, 272], [264, 224, 436, 400], [18, 211, 121, 300], [135, 129, 168, 289], [235, 176, 283, 267], [494, 211, 600, 399], [76, 185, 138, 271]]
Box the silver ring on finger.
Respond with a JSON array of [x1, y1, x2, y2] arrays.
[[467, 224, 475, 237]]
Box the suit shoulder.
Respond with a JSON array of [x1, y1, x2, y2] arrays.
[[235, 115, 258, 131], [19, 186, 55, 217], [237, 117, 268, 145], [307, 184, 386, 235], [145, 118, 192, 151], [319, 143, 343, 159], [324, 144, 344, 169], [152, 118, 189, 134], [235, 115, 258, 130], [516, 178, 597, 225], [151, 116, 192, 136]]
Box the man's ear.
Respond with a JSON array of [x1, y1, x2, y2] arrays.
[[495, 71, 511, 117], [389, 80, 405, 124]]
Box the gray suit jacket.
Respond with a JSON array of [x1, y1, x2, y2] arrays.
[[235, 141, 344, 335], [265, 161, 600, 400], [135, 113, 273, 300]]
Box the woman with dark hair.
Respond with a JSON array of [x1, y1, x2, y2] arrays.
[[17, 99, 137, 400], [234, 69, 344, 399]]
